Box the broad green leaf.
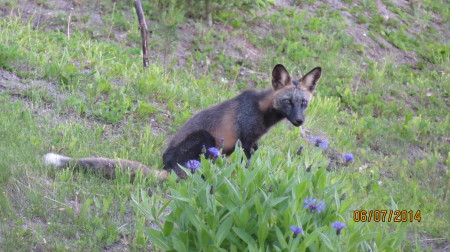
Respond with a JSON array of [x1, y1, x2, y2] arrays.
[[314, 167, 327, 190], [243, 168, 259, 188], [216, 216, 233, 246], [225, 178, 241, 203], [233, 227, 257, 248], [295, 180, 310, 199], [173, 237, 188, 252], [299, 229, 320, 251], [254, 196, 264, 218], [319, 232, 335, 251], [163, 220, 174, 236], [257, 223, 269, 248], [275, 226, 288, 248], [146, 227, 170, 250]]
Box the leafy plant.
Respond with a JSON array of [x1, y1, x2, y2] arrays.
[[133, 147, 407, 251]]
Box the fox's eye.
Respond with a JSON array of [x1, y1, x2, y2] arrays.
[[284, 99, 292, 104], [301, 101, 307, 106]]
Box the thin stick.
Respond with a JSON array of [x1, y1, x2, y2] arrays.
[[134, 0, 149, 68], [419, 238, 446, 241], [67, 8, 73, 39]]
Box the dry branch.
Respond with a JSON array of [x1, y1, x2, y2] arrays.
[[134, 0, 149, 68]]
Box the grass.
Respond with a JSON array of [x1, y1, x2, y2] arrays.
[[0, 0, 449, 250]]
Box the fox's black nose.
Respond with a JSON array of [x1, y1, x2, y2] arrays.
[[295, 119, 303, 126]]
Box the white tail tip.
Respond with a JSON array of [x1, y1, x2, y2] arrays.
[[43, 153, 71, 167]]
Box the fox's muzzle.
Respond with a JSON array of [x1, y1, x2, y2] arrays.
[[288, 107, 305, 127]]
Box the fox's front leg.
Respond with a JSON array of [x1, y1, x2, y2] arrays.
[[251, 142, 259, 155], [243, 141, 258, 160]]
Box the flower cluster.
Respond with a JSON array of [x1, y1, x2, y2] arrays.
[[343, 153, 354, 163], [290, 225, 303, 238], [309, 136, 328, 149], [186, 160, 201, 173], [291, 199, 346, 238], [332, 221, 346, 235], [303, 197, 326, 213], [208, 147, 220, 159]]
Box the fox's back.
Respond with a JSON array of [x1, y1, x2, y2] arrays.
[[167, 89, 272, 154]]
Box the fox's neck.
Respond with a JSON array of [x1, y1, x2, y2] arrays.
[[263, 107, 285, 128], [258, 89, 285, 128]]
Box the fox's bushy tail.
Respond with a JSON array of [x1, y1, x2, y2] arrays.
[[43, 153, 168, 181], [43, 153, 72, 168]]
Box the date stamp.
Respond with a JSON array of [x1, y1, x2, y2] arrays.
[[353, 210, 421, 222]]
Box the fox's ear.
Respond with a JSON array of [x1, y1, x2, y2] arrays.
[[272, 64, 292, 90], [299, 67, 322, 93]]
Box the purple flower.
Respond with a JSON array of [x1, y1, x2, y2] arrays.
[[220, 138, 225, 143], [290, 225, 303, 238], [297, 145, 304, 155], [208, 147, 220, 158], [303, 197, 325, 213], [343, 153, 354, 163], [332, 221, 346, 235], [186, 160, 201, 173], [309, 136, 328, 149]]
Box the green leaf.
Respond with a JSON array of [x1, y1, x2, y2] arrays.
[[257, 223, 269, 248], [254, 196, 264, 218], [216, 216, 233, 246], [349, 232, 378, 248], [338, 200, 353, 214], [170, 195, 192, 203], [299, 229, 320, 250], [158, 198, 173, 217], [225, 178, 241, 203], [163, 220, 174, 236], [173, 237, 188, 252], [314, 167, 327, 190], [243, 168, 259, 188], [269, 196, 289, 207], [146, 227, 170, 250], [295, 180, 310, 199], [233, 227, 257, 248], [275, 226, 288, 248], [319, 232, 334, 251], [390, 196, 398, 210], [80, 198, 93, 219]]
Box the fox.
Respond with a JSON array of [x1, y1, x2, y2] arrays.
[[44, 64, 322, 180]]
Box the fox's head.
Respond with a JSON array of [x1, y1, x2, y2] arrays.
[[271, 64, 322, 126]]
